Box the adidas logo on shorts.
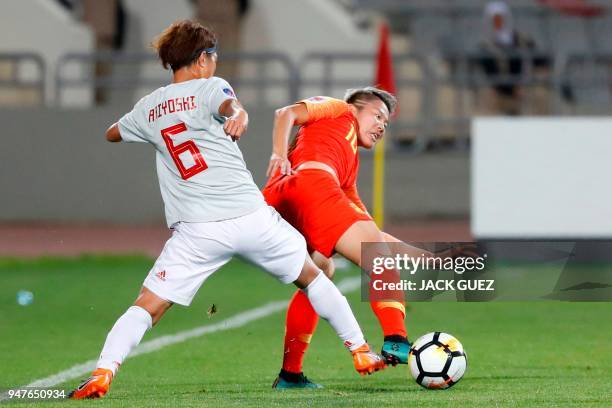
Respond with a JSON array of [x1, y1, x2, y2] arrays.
[[155, 270, 167, 281]]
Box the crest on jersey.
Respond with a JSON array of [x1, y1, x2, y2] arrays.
[[307, 96, 327, 103], [223, 88, 235, 97]]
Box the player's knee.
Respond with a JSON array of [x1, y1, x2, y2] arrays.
[[311, 251, 335, 280], [294, 257, 322, 289], [134, 287, 172, 326], [319, 257, 335, 280], [149, 307, 170, 326]]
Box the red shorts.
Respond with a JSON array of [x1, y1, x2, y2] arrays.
[[262, 169, 372, 258]]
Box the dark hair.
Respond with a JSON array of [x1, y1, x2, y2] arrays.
[[152, 20, 217, 72], [344, 86, 397, 115]]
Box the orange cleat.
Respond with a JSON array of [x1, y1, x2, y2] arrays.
[[69, 368, 113, 399], [351, 343, 387, 375]]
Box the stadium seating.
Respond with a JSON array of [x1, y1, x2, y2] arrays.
[[2, 0, 612, 138]]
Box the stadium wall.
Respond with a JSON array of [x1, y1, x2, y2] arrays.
[[0, 108, 468, 224]]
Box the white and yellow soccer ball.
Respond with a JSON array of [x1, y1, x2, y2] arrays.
[[408, 332, 467, 389]]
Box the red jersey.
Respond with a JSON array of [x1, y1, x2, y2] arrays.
[[262, 96, 372, 256], [289, 96, 358, 187], [269, 96, 368, 213]]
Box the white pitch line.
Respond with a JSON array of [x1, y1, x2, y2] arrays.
[[0, 276, 361, 400]]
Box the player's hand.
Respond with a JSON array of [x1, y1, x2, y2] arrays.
[[224, 110, 248, 141], [266, 152, 293, 177]]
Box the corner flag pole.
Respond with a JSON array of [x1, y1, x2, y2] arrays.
[[373, 22, 397, 229], [373, 130, 386, 228]]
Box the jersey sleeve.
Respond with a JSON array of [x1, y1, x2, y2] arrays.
[[343, 183, 370, 215], [206, 77, 237, 115], [299, 97, 350, 123], [118, 96, 149, 143]]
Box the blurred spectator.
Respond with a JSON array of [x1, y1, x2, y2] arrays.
[[55, 0, 126, 103], [55, 0, 125, 50], [477, 1, 551, 115], [83, 0, 126, 103]]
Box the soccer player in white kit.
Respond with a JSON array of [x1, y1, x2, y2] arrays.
[[69, 20, 385, 399]]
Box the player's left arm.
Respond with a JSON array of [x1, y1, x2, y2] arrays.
[[219, 99, 248, 141], [112, 96, 150, 144]]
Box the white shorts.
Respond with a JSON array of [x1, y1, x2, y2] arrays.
[[143, 205, 307, 306]]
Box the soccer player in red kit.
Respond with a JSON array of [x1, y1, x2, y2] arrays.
[[263, 87, 410, 388]]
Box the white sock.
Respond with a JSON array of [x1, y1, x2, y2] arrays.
[[303, 273, 366, 351], [97, 306, 153, 375]]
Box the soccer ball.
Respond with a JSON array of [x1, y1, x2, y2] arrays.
[[408, 332, 467, 389]]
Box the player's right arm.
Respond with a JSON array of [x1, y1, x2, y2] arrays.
[[266, 103, 309, 177], [105, 123, 122, 143], [109, 96, 150, 144], [266, 97, 349, 177]]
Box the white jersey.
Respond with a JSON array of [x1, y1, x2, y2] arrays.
[[118, 77, 265, 227]]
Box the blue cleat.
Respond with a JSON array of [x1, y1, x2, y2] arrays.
[[272, 370, 323, 389], [381, 336, 411, 366]]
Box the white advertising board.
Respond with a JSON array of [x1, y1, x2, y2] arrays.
[[472, 118, 612, 238]]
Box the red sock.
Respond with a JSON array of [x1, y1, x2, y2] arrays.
[[282, 289, 319, 374], [370, 301, 407, 338], [369, 266, 407, 338]]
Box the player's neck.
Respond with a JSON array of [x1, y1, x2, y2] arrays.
[[172, 66, 212, 84]]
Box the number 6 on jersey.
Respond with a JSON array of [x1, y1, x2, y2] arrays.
[[161, 122, 208, 180]]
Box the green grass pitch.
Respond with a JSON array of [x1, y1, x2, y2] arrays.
[[1, 256, 611, 407]]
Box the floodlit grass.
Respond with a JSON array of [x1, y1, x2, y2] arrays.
[[1, 256, 611, 407]]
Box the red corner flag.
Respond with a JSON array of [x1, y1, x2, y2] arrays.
[[537, 0, 604, 17], [375, 22, 397, 116]]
